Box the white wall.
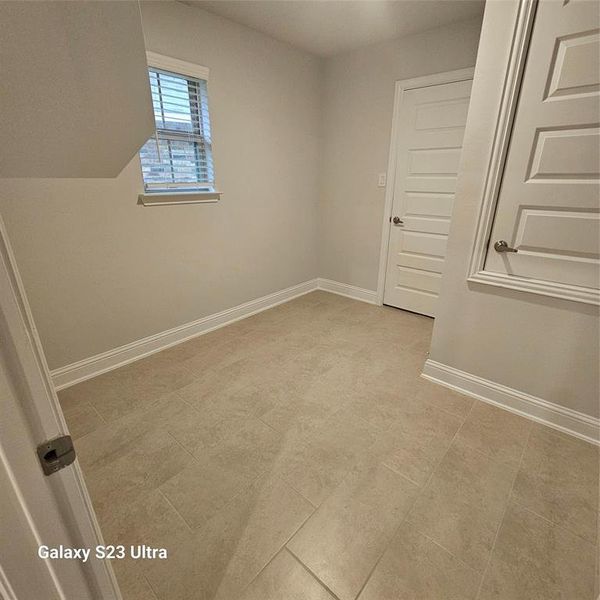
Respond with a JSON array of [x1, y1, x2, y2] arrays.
[[0, 5, 486, 377], [428, 0, 599, 419], [318, 18, 483, 291], [0, 2, 321, 370]]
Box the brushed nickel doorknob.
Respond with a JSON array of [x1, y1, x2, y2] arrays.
[[494, 240, 518, 253]]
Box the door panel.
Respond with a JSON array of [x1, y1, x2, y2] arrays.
[[484, 0, 600, 291], [384, 78, 473, 316]]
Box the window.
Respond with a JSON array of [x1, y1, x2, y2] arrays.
[[139, 53, 219, 204]]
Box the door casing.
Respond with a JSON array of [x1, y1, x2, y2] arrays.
[[0, 214, 121, 599], [466, 0, 599, 306]]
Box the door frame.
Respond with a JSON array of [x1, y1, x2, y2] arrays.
[[0, 214, 121, 599], [375, 67, 476, 306], [466, 0, 598, 306]]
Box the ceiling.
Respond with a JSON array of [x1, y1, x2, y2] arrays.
[[189, 0, 485, 57]]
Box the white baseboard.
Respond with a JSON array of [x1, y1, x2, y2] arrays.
[[51, 278, 319, 390], [317, 278, 377, 304], [51, 277, 379, 390], [422, 359, 599, 446]]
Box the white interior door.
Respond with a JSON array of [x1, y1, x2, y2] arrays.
[[0, 216, 120, 599], [484, 0, 600, 293], [383, 75, 473, 316]]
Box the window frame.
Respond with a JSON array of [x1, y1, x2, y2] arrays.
[[138, 51, 221, 206]]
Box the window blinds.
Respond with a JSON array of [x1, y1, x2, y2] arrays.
[[139, 67, 214, 192]]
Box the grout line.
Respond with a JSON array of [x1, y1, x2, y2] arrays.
[[176, 391, 208, 416], [88, 401, 108, 424], [274, 468, 319, 510], [239, 484, 318, 596], [379, 461, 422, 488], [238, 549, 286, 597], [142, 573, 161, 600], [165, 429, 198, 462], [417, 528, 484, 574], [255, 415, 285, 437], [509, 496, 598, 546], [157, 488, 194, 534], [474, 424, 533, 599], [286, 547, 343, 600], [353, 400, 477, 599]]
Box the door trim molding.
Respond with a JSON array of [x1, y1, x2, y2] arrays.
[[465, 0, 599, 306], [423, 359, 599, 445], [376, 67, 476, 306], [0, 215, 121, 598]]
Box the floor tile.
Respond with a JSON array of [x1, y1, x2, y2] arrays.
[[259, 397, 334, 437], [202, 418, 285, 476], [58, 292, 591, 600], [412, 377, 474, 418], [176, 359, 258, 410], [61, 401, 105, 440], [512, 424, 599, 543], [160, 419, 284, 529], [287, 460, 419, 600], [370, 407, 463, 486], [358, 523, 480, 600], [406, 438, 518, 571], [479, 502, 596, 599], [456, 401, 532, 465], [112, 560, 158, 600], [160, 456, 255, 529], [348, 387, 413, 431], [82, 428, 193, 519], [273, 410, 378, 505], [60, 358, 195, 423], [239, 550, 335, 600], [73, 393, 196, 469], [98, 488, 192, 555], [146, 473, 314, 600]]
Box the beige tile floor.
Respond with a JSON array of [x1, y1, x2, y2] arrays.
[[59, 291, 599, 600]]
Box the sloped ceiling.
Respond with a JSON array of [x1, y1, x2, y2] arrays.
[[0, 1, 155, 178]]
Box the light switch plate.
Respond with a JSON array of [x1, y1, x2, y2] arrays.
[[377, 172, 387, 187]]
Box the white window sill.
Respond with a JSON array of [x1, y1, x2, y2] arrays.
[[138, 191, 221, 206]]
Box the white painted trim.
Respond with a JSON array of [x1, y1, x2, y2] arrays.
[[317, 278, 377, 304], [466, 1, 598, 306], [467, 0, 535, 282], [146, 50, 209, 80], [0, 215, 120, 598], [376, 67, 476, 306], [138, 191, 221, 206], [422, 359, 599, 445], [0, 563, 17, 600], [52, 279, 319, 390], [468, 270, 600, 305]]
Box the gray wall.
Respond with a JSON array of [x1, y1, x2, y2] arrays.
[[0, 1, 154, 178], [429, 0, 599, 418], [318, 18, 483, 291], [0, 2, 321, 369], [0, 5, 483, 373]]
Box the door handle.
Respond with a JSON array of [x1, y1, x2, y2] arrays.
[[392, 216, 404, 225], [494, 240, 518, 253]]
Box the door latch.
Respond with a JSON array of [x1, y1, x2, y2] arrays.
[[37, 435, 76, 476]]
